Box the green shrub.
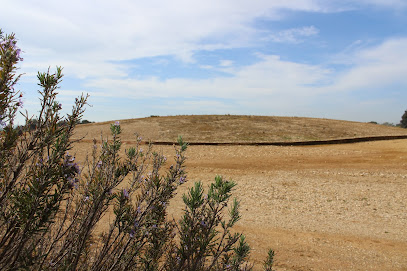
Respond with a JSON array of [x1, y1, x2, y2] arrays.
[[0, 29, 274, 271], [78, 119, 94, 124], [400, 110, 407, 128]]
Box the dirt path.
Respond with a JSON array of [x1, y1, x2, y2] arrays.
[[72, 139, 407, 270]]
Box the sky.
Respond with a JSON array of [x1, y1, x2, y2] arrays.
[[1, 0, 407, 124]]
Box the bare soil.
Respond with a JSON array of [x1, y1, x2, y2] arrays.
[[72, 116, 407, 270]]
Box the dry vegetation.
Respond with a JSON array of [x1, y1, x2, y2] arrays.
[[72, 115, 407, 143], [72, 115, 407, 271]]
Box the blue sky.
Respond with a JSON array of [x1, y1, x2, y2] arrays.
[[2, 0, 407, 124]]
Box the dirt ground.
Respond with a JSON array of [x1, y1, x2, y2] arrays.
[[72, 138, 407, 271]]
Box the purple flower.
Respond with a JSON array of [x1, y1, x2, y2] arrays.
[[67, 162, 81, 174], [97, 160, 102, 168], [129, 229, 135, 238], [64, 154, 75, 164], [75, 163, 80, 172], [15, 48, 22, 60], [67, 177, 79, 189], [10, 40, 16, 49], [84, 196, 89, 202], [0, 119, 6, 128], [179, 177, 186, 184], [123, 188, 129, 199], [114, 121, 120, 126]]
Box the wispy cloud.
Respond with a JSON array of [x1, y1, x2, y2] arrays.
[[85, 54, 330, 100], [81, 37, 407, 122], [4, 0, 401, 81], [357, 0, 407, 8], [268, 26, 319, 43], [329, 38, 407, 91], [1, 0, 329, 79], [219, 60, 234, 67]]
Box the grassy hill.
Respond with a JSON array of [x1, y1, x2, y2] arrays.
[[73, 115, 407, 143]]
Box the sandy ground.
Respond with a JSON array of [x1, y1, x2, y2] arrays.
[[72, 138, 407, 271]]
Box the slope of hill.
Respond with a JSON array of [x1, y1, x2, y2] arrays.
[[73, 115, 407, 143]]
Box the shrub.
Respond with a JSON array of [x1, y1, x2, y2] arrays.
[[0, 30, 274, 270], [78, 119, 94, 124], [400, 110, 407, 128]]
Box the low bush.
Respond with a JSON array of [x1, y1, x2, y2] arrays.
[[0, 29, 274, 270], [400, 110, 407, 128]]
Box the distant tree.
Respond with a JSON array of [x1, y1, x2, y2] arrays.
[[400, 110, 407, 128], [76, 119, 93, 124], [80, 119, 92, 124]]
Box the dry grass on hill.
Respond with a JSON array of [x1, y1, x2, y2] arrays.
[[73, 115, 407, 143]]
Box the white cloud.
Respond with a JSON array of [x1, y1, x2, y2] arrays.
[[268, 26, 319, 43], [3, 0, 402, 83], [85, 54, 331, 100], [219, 60, 234, 67], [199, 65, 214, 70], [329, 38, 407, 91], [81, 37, 407, 122], [312, 0, 407, 11], [1, 0, 329, 80], [356, 0, 407, 8]]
